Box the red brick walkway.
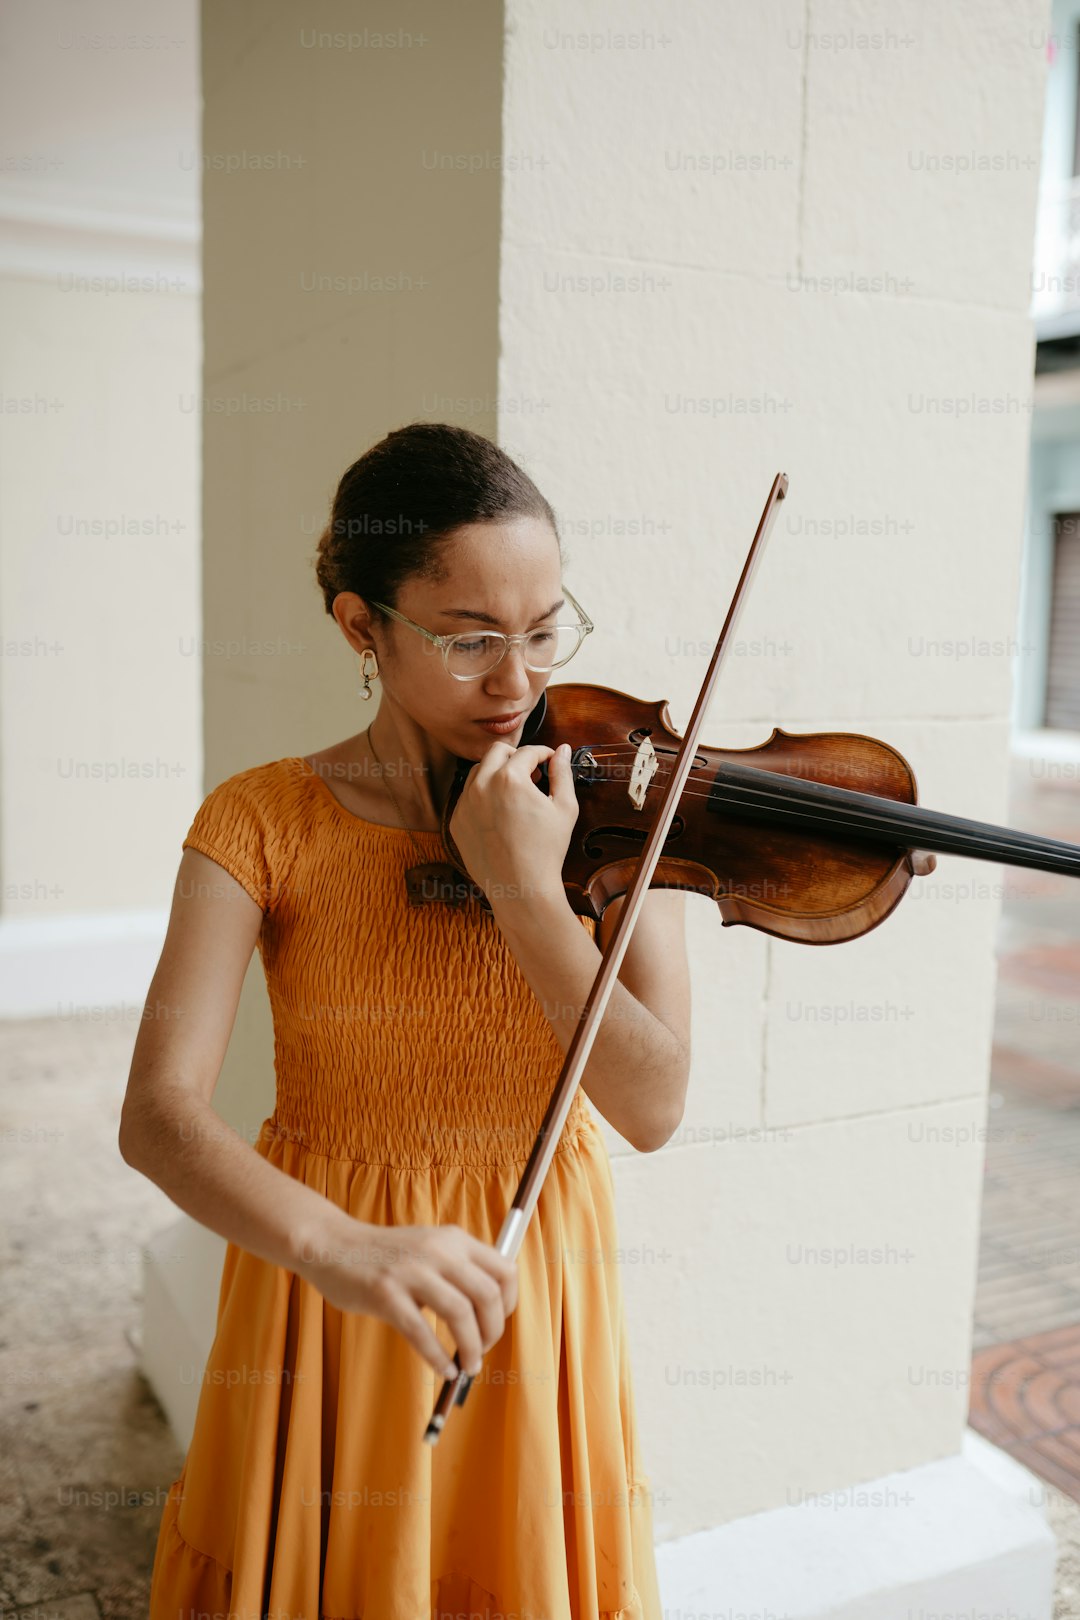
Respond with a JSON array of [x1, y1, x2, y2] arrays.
[[971, 1325, 1080, 1503], [966, 757, 1080, 1501]]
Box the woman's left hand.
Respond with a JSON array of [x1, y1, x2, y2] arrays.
[[448, 741, 578, 908]]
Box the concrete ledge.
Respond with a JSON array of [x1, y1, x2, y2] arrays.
[[1011, 727, 1080, 770], [0, 909, 169, 1020], [140, 1215, 226, 1453], [655, 1429, 1056, 1619]]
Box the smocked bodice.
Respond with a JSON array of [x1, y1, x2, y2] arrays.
[[181, 756, 599, 1167]]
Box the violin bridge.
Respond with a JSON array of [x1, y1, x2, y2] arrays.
[[628, 735, 658, 812]]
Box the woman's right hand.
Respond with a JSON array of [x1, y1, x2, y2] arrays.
[[297, 1213, 519, 1380]]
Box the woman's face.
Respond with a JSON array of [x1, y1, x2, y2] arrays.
[[366, 515, 567, 760]]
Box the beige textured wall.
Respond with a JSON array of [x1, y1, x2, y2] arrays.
[[0, 272, 199, 928]]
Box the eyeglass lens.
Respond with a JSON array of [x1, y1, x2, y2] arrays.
[[446, 624, 583, 677]]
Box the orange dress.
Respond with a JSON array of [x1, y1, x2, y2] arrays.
[[149, 755, 662, 1620]]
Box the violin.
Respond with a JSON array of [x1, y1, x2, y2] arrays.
[[434, 680, 1080, 942]]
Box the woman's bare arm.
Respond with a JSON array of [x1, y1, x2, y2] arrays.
[[120, 846, 520, 1377], [119, 847, 348, 1274]]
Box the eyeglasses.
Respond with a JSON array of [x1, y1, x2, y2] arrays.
[[367, 585, 595, 681]]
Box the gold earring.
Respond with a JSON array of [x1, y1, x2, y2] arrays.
[[358, 648, 379, 699]]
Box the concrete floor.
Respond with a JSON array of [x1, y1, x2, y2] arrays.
[[2, 749, 1080, 1614], [0, 1013, 183, 1616]]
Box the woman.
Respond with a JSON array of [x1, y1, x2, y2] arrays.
[[122, 421, 692, 1619]]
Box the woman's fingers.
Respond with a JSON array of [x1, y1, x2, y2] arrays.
[[403, 1267, 488, 1375], [368, 1227, 519, 1379]]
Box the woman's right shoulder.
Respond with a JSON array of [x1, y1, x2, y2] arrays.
[[181, 757, 308, 913], [199, 754, 306, 803]]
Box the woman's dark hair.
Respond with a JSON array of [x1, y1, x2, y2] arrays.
[[313, 422, 562, 622]]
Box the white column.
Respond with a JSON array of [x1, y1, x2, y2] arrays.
[[143, 0, 505, 1443], [497, 0, 1055, 1610]]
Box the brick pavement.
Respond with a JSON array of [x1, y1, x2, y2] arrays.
[[968, 754, 1080, 1531]]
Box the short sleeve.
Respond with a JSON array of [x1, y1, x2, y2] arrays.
[[182, 771, 274, 912]]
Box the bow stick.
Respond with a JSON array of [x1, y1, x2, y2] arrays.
[[422, 471, 789, 1443]]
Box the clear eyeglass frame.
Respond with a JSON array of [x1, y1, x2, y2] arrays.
[[366, 584, 594, 681]]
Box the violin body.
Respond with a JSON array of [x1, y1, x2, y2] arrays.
[[437, 678, 1080, 943], [441, 683, 942, 944]]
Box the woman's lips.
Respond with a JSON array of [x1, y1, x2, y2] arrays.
[[475, 712, 524, 733]]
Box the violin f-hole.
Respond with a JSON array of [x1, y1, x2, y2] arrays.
[[583, 818, 687, 859]]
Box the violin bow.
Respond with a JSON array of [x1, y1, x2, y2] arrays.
[[422, 471, 789, 1444]]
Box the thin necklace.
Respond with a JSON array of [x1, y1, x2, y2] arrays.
[[363, 726, 478, 909]]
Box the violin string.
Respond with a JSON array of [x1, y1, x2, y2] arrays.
[[642, 781, 1080, 870], [617, 764, 1080, 867], [580, 737, 1075, 867], [568, 747, 1080, 870]]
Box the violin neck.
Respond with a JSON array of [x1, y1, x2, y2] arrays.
[[709, 761, 1080, 877]]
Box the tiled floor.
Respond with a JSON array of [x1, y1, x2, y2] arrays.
[[971, 1079, 1080, 1350], [966, 755, 1080, 1563], [970, 1324, 1080, 1500]]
